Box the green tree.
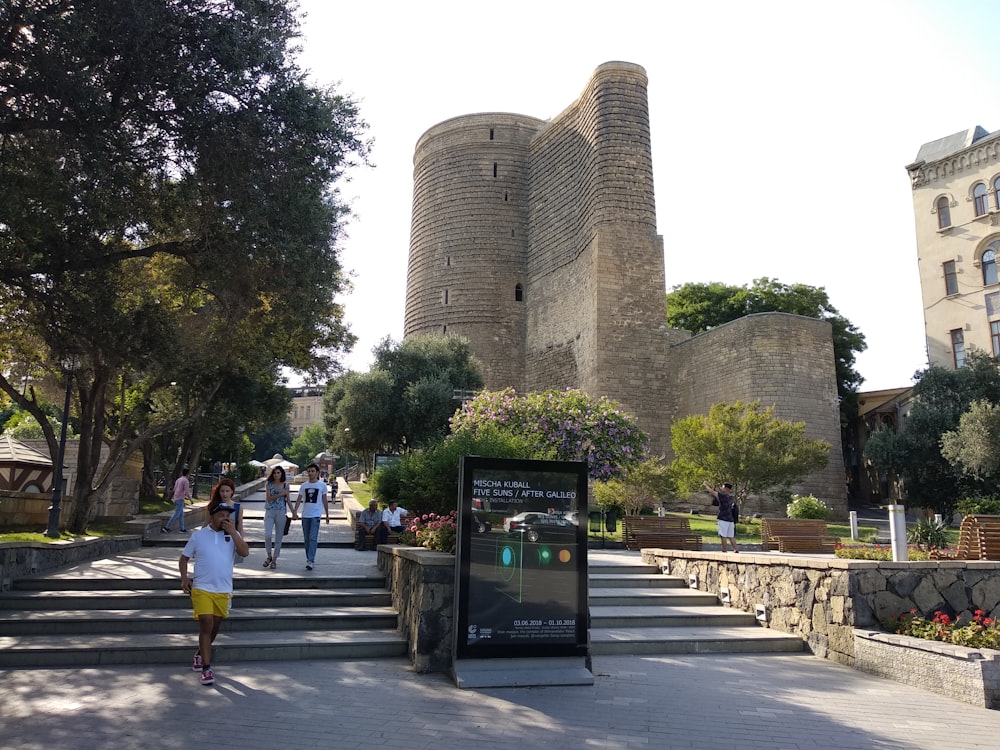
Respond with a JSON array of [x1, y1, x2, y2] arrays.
[[288, 423, 329, 471], [666, 278, 867, 426], [898, 354, 1000, 518], [668, 400, 830, 513], [324, 370, 396, 475], [941, 400, 1000, 481], [0, 1, 368, 532], [451, 388, 648, 480], [592, 458, 673, 516]]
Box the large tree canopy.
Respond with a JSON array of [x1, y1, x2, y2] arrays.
[[666, 278, 867, 425], [668, 400, 830, 512], [0, 0, 369, 531]]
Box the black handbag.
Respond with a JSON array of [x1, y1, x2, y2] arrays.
[[283, 515, 292, 536]]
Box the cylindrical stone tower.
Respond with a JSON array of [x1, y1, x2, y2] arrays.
[[404, 113, 545, 391]]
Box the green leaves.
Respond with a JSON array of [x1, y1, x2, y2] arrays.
[[669, 400, 830, 509]]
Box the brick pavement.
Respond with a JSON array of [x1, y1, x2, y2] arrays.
[[3, 651, 999, 749]]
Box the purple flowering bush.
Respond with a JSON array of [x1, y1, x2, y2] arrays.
[[451, 388, 648, 481]]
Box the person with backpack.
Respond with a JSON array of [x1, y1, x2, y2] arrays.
[[704, 481, 739, 554]]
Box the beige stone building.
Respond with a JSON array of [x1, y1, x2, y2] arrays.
[[906, 126, 1000, 368], [404, 61, 847, 517], [289, 387, 324, 437]]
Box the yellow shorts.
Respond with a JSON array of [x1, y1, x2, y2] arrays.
[[190, 589, 231, 619]]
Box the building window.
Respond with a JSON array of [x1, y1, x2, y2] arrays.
[[995, 177, 1000, 211], [951, 328, 966, 368], [944, 260, 959, 295], [984, 249, 998, 285], [992, 320, 1000, 357], [974, 183, 989, 216], [987, 291, 1000, 318], [443, 289, 449, 305], [493, 162, 497, 178], [489, 128, 494, 141], [515, 283, 523, 302], [936, 196, 951, 229]]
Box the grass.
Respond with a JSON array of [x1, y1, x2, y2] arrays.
[[347, 482, 372, 506]]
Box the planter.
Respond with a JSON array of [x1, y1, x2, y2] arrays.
[[854, 629, 1000, 709]]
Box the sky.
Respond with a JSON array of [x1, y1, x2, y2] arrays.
[[293, 0, 1000, 392]]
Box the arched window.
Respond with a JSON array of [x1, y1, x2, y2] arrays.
[[936, 196, 951, 229], [974, 183, 989, 216], [515, 283, 524, 302], [985, 244, 1000, 286], [994, 177, 1000, 211]]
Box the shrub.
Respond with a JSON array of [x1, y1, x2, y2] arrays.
[[957, 496, 1000, 516], [835, 544, 931, 561], [906, 517, 949, 550], [403, 511, 458, 554], [786, 494, 830, 520], [883, 609, 1000, 650]]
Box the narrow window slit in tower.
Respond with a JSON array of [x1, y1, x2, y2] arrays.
[[515, 284, 524, 302], [493, 162, 497, 178], [489, 128, 494, 140]]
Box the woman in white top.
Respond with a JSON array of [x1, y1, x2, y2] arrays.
[[263, 466, 290, 569]]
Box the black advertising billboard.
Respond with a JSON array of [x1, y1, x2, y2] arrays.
[[453, 456, 588, 662]]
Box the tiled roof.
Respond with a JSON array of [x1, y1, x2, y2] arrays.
[[0, 435, 53, 465]]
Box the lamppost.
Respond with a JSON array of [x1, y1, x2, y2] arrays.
[[343, 428, 351, 479], [46, 354, 81, 538]]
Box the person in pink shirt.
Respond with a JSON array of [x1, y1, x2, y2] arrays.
[[162, 468, 191, 534]]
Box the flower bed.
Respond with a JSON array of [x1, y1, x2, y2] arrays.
[[401, 511, 457, 554]]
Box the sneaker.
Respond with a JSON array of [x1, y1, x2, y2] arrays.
[[192, 653, 202, 671], [200, 668, 214, 686], [160, 527, 169, 534], [305, 562, 314, 570]]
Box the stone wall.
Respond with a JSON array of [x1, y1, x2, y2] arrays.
[[377, 545, 455, 673], [855, 629, 1000, 709], [0, 535, 142, 590], [642, 549, 1000, 666]]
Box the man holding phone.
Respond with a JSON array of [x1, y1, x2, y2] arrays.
[[179, 479, 250, 686]]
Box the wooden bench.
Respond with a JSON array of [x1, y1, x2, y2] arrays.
[[622, 515, 703, 551], [760, 518, 838, 554], [930, 515, 1000, 560]]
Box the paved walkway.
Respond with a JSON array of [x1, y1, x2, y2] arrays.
[[3, 485, 1000, 749]]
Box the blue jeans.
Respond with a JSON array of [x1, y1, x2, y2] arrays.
[[165, 499, 186, 531], [301, 516, 320, 563]]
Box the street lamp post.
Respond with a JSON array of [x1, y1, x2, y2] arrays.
[[46, 355, 80, 538]]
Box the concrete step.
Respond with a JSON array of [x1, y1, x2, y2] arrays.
[[0, 587, 392, 610], [589, 605, 756, 628], [0, 628, 408, 668], [10, 574, 386, 592], [589, 586, 719, 607], [588, 573, 686, 589], [0, 605, 398, 636], [589, 625, 805, 655]]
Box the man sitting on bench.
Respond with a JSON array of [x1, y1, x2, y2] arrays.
[[376, 500, 409, 546], [356, 499, 382, 551]]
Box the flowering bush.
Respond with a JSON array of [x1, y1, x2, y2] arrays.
[[402, 511, 457, 554], [834, 543, 931, 561], [451, 387, 648, 481], [786, 494, 831, 519], [883, 609, 1000, 650]]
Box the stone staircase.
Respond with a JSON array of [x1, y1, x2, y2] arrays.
[[588, 558, 804, 655], [0, 572, 407, 668]]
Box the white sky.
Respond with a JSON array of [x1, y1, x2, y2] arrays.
[[294, 0, 1000, 392]]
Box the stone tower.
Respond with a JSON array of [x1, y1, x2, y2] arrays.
[[404, 62, 847, 517]]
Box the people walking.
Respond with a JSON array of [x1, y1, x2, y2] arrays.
[[161, 468, 191, 534], [262, 466, 290, 570], [290, 463, 329, 570], [178, 478, 250, 686]]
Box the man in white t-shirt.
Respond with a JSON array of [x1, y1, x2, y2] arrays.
[[376, 500, 409, 545], [291, 463, 329, 570], [179, 483, 250, 686]]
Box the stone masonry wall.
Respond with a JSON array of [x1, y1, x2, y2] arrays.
[[667, 314, 846, 517], [643, 549, 1000, 667]]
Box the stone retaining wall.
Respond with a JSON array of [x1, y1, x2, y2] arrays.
[[377, 545, 455, 673], [642, 549, 1000, 666], [855, 629, 1000, 709], [0, 535, 142, 590]]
